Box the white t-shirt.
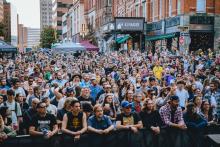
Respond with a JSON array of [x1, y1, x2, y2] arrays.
[[175, 89, 189, 108], [47, 104, 57, 116], [0, 100, 22, 124]]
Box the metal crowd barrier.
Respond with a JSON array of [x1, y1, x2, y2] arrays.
[[0, 126, 220, 147]]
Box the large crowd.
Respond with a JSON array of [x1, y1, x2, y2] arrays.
[[0, 48, 220, 147]]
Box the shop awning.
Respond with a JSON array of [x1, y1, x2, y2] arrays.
[[116, 35, 132, 44], [80, 40, 99, 51], [0, 40, 17, 52], [146, 33, 176, 41]]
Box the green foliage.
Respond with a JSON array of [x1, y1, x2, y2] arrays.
[[40, 27, 57, 48]]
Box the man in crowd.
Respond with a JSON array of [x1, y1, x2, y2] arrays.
[[62, 100, 87, 147], [88, 104, 115, 147], [175, 80, 189, 110], [159, 95, 188, 147], [23, 98, 40, 134], [0, 89, 22, 130], [78, 86, 94, 106], [29, 102, 58, 147], [116, 101, 143, 147]]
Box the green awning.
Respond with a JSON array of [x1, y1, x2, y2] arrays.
[[146, 33, 176, 41], [116, 35, 132, 44]]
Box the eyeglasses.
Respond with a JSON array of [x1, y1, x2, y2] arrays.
[[125, 107, 131, 109], [39, 105, 46, 108]]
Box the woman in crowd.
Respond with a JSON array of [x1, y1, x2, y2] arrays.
[[183, 103, 208, 147], [140, 98, 162, 147], [102, 94, 117, 121], [193, 96, 202, 114], [200, 100, 215, 123], [0, 114, 16, 143]]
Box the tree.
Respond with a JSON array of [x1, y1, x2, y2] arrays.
[[40, 27, 57, 48]]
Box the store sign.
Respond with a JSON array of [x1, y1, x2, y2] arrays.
[[115, 18, 144, 31]]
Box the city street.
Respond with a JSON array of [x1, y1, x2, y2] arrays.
[[0, 0, 220, 147]]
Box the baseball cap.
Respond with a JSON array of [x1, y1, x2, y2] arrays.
[[66, 87, 75, 93], [169, 95, 179, 101], [121, 101, 132, 108], [91, 76, 96, 80]]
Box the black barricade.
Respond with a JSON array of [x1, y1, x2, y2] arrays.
[[1, 126, 220, 147]]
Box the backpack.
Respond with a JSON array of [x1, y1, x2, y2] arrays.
[[4, 101, 18, 116]]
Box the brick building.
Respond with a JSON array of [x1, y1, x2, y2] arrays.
[[62, 0, 86, 42], [145, 0, 220, 53], [84, 0, 96, 32], [109, 0, 220, 52]]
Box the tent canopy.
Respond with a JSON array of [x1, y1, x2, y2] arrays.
[[80, 41, 99, 51], [0, 40, 17, 52], [51, 42, 85, 53]]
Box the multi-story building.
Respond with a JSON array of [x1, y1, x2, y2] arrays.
[[40, 0, 53, 31], [0, 0, 3, 22], [145, 0, 220, 52], [84, 0, 96, 32], [62, 0, 86, 42], [52, 0, 73, 40], [3, 0, 18, 46], [18, 24, 28, 53], [27, 28, 40, 49]]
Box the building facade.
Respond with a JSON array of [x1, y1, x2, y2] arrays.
[[0, 0, 3, 22], [145, 0, 220, 53], [40, 0, 53, 31], [62, 0, 86, 42], [27, 28, 40, 49], [52, 0, 73, 40], [84, 0, 96, 33], [3, 1, 18, 46], [18, 24, 27, 53]]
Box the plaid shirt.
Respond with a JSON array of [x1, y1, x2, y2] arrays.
[[159, 103, 185, 127]]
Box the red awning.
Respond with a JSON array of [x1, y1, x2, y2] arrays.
[[80, 41, 99, 51]]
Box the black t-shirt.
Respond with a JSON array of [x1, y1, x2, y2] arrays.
[[66, 111, 83, 132], [116, 112, 141, 125], [57, 108, 68, 121], [139, 110, 162, 130], [77, 96, 95, 106], [51, 98, 59, 107], [30, 113, 57, 132], [23, 108, 37, 129]]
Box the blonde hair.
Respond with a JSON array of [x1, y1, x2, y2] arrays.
[[63, 97, 77, 109], [93, 104, 103, 112]]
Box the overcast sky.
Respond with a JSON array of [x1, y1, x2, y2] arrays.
[[7, 0, 40, 28]]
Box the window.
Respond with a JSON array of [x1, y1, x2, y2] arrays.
[[159, 0, 162, 19], [197, 0, 206, 13], [169, 0, 172, 17], [177, 0, 181, 14], [142, 2, 146, 18], [135, 5, 139, 17], [151, 0, 154, 21]]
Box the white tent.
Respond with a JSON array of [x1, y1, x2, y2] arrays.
[[51, 42, 85, 53]]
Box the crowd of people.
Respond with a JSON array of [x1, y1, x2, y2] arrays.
[[0, 48, 220, 147]]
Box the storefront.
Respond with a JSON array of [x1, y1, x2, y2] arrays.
[[189, 16, 214, 51], [146, 16, 180, 54], [100, 17, 145, 52], [146, 15, 215, 54]]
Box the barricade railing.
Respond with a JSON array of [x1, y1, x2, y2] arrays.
[[1, 125, 220, 147]]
